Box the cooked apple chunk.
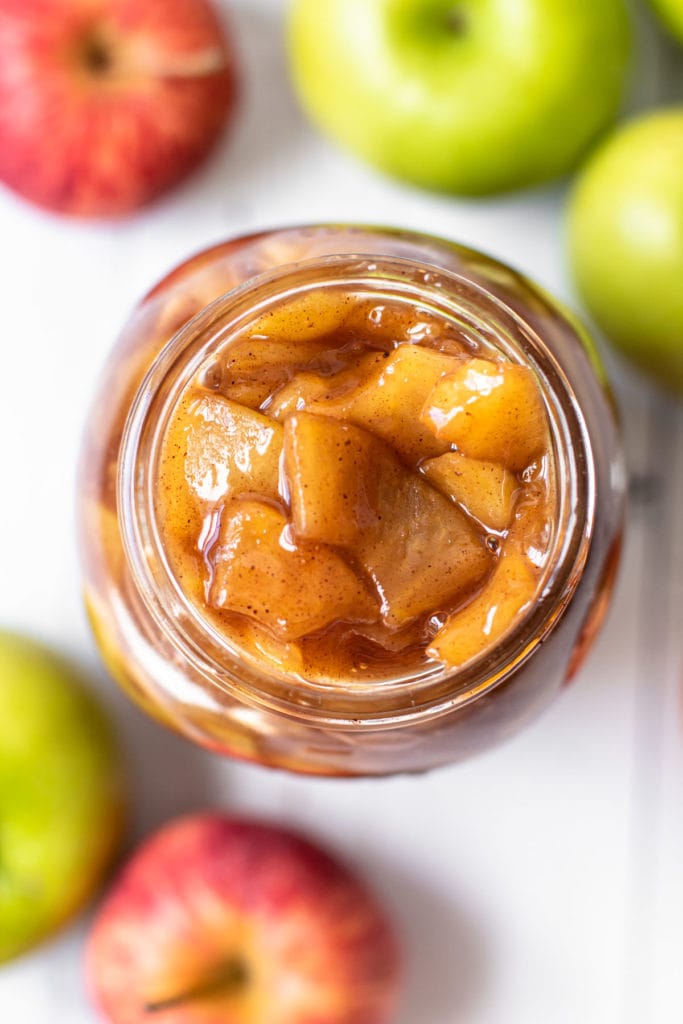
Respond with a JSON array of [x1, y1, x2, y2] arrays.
[[165, 392, 282, 503], [222, 336, 335, 409], [428, 546, 540, 668], [342, 298, 469, 353], [269, 351, 387, 421], [284, 412, 381, 547], [421, 453, 518, 532], [224, 614, 304, 676], [421, 358, 549, 471], [305, 344, 463, 463], [250, 288, 350, 342], [283, 414, 491, 625], [208, 500, 377, 640], [268, 371, 331, 420], [157, 392, 284, 553], [359, 471, 492, 627]]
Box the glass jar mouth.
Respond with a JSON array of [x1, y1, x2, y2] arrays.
[[118, 253, 595, 728]]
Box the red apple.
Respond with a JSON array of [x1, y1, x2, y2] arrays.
[[0, 0, 238, 217], [86, 814, 401, 1023]]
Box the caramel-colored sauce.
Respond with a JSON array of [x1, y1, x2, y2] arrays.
[[155, 290, 556, 683]]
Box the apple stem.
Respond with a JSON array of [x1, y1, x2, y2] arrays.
[[444, 8, 467, 33], [143, 959, 248, 1013], [84, 39, 111, 75]]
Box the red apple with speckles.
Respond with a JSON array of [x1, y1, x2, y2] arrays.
[[85, 815, 401, 1024], [0, 0, 238, 217]]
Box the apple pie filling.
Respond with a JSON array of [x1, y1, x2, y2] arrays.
[[156, 288, 556, 683]]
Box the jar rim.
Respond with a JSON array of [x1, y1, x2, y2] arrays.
[[118, 251, 596, 729]]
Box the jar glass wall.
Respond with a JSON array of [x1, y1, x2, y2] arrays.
[[79, 225, 624, 776]]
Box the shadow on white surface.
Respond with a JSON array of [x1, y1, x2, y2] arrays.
[[227, 4, 310, 189], [382, 864, 489, 1024], [628, 0, 683, 113], [113, 697, 228, 845]]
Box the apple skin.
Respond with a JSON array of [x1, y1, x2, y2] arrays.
[[0, 0, 238, 217], [567, 108, 683, 394], [288, 0, 632, 195], [0, 631, 126, 963], [86, 815, 401, 1024], [649, 0, 683, 44]]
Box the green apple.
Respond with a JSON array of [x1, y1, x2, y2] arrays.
[[649, 0, 683, 44], [568, 108, 683, 393], [0, 631, 126, 962], [288, 0, 632, 195]]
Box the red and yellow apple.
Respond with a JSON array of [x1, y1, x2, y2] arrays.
[[0, 0, 239, 217], [86, 814, 401, 1023]]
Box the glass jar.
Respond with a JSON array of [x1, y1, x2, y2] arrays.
[[79, 225, 624, 776]]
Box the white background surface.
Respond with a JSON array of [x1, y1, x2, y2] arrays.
[[1, 1, 682, 1022]]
